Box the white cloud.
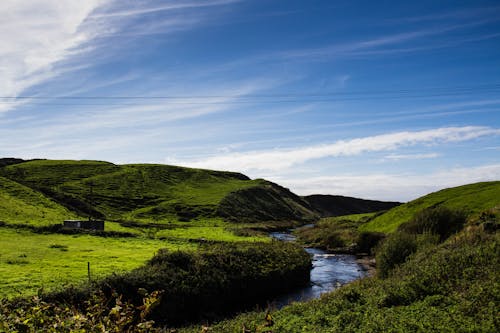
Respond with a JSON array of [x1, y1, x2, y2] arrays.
[[0, 0, 109, 112], [384, 153, 440, 161], [0, 0, 243, 113], [173, 126, 500, 172], [277, 164, 500, 202]]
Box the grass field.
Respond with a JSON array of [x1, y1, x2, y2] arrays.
[[0, 217, 269, 298], [0, 228, 194, 298]]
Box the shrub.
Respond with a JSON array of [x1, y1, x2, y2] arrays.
[[46, 242, 311, 326], [398, 206, 467, 241], [376, 232, 417, 278], [356, 231, 385, 254]]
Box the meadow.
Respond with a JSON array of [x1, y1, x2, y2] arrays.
[[0, 218, 268, 298]]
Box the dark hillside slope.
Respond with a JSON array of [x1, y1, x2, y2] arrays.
[[0, 159, 317, 224], [361, 181, 500, 233], [0, 157, 28, 168], [218, 182, 319, 223], [304, 194, 400, 217]]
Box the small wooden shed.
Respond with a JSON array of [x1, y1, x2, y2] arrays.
[[63, 219, 104, 231]]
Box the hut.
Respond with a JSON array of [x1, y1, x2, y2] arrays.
[[63, 219, 104, 231]]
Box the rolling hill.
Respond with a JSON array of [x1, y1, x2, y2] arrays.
[[360, 181, 500, 233], [0, 159, 318, 224]]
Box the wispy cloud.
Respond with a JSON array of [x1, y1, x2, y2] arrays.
[[277, 20, 494, 61], [0, 0, 112, 112], [93, 0, 240, 18], [0, 0, 243, 113], [384, 153, 440, 161], [277, 164, 500, 201], [170, 126, 500, 172]]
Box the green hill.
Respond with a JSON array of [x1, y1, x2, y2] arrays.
[[0, 159, 317, 224], [218, 182, 318, 222], [0, 176, 79, 226], [360, 181, 500, 233]]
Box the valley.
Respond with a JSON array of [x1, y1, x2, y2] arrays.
[[0, 158, 498, 332]]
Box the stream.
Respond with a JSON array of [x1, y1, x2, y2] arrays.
[[269, 230, 368, 308]]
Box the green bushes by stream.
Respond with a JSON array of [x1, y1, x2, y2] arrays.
[[178, 211, 499, 332], [1, 241, 311, 329]]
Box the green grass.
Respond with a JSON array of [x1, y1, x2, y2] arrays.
[[360, 181, 500, 233], [0, 159, 308, 298], [0, 217, 270, 298], [0, 176, 79, 226], [0, 228, 196, 298], [153, 218, 269, 242]]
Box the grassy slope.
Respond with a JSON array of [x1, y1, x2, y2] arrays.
[[0, 176, 79, 226], [0, 160, 266, 222], [217, 182, 319, 223], [361, 181, 500, 233]]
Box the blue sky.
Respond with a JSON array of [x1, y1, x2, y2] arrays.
[[1, 0, 500, 201]]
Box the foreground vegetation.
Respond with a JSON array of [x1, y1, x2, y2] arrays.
[[178, 208, 499, 332], [1, 242, 311, 330]]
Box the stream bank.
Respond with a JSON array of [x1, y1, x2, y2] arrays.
[[269, 230, 372, 308]]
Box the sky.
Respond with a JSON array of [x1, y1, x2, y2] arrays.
[[1, 0, 500, 201]]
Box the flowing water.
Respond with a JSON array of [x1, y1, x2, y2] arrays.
[[269, 231, 368, 308]]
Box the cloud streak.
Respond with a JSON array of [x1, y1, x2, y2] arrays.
[[0, 0, 243, 113], [173, 126, 500, 172], [277, 164, 500, 202], [0, 0, 110, 112]]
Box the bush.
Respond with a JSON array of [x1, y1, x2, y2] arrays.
[[376, 232, 417, 278], [47, 242, 311, 326], [356, 231, 385, 254], [398, 206, 466, 241]]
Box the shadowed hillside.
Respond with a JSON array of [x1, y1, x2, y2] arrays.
[[303, 194, 400, 217], [218, 182, 319, 223]]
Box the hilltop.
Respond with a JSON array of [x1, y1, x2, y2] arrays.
[[0, 159, 318, 225]]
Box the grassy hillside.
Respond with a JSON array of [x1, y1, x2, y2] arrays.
[[361, 181, 500, 233], [218, 182, 319, 223], [0, 176, 79, 226], [0, 160, 316, 224], [303, 194, 400, 217]]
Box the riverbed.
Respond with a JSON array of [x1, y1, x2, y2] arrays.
[[270, 231, 369, 308]]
